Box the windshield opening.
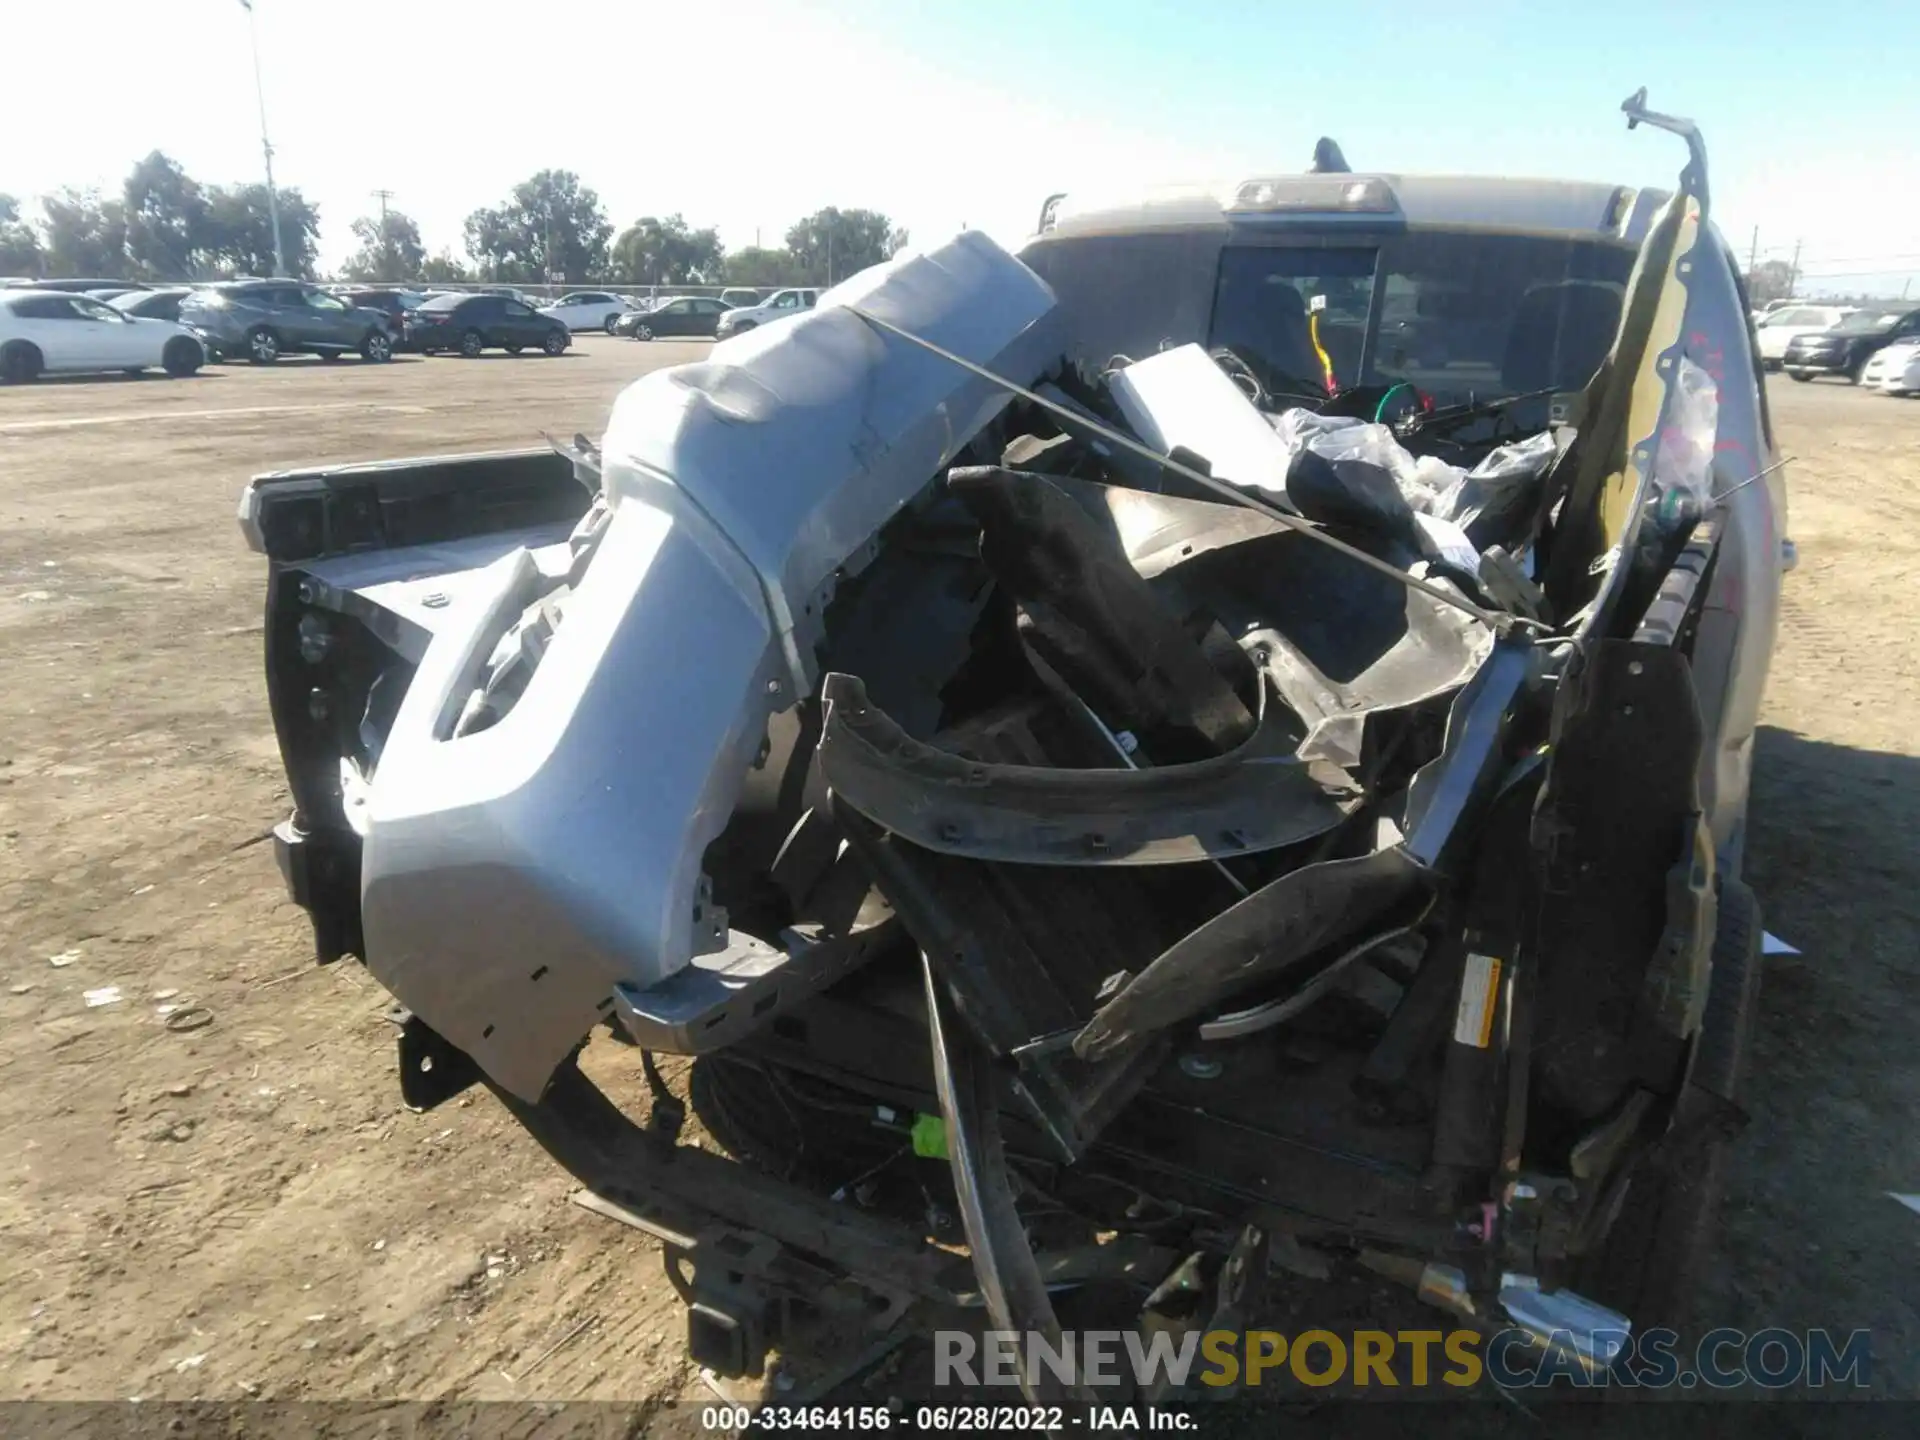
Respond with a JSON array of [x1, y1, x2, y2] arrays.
[[1209, 230, 1635, 410]]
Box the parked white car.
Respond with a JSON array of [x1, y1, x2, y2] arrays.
[[1861, 338, 1920, 396], [0, 289, 205, 383], [713, 287, 822, 339], [538, 291, 636, 334], [1753, 304, 1853, 368]]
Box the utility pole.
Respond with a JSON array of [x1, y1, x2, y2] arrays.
[[544, 176, 558, 290], [240, 0, 286, 278], [1747, 225, 1758, 282], [371, 189, 395, 279], [1787, 239, 1803, 299]]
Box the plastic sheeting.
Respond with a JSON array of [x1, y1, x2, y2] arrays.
[[1266, 410, 1560, 570], [1435, 430, 1562, 548], [1272, 410, 1460, 518], [1101, 351, 1562, 569], [1652, 355, 1719, 507]]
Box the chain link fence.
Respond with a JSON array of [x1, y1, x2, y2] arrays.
[[319, 280, 804, 308]]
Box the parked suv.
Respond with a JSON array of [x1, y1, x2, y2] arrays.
[[712, 286, 820, 338], [1782, 306, 1920, 383], [1752, 303, 1852, 369], [538, 291, 635, 334], [179, 282, 396, 364]]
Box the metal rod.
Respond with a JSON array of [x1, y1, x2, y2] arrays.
[[1712, 454, 1794, 504], [921, 952, 1079, 1407], [842, 305, 1510, 631]]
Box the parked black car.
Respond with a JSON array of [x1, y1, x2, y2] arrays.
[[612, 294, 731, 339], [108, 288, 193, 323], [411, 293, 570, 357], [1783, 306, 1920, 382]]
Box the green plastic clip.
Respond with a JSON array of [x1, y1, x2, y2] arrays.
[[910, 1112, 948, 1159]]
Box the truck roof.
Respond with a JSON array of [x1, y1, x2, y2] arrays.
[[1037, 173, 1675, 247]]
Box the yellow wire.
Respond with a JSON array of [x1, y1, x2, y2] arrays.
[[1309, 311, 1336, 393]]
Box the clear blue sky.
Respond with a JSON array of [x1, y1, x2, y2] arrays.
[[3, 0, 1916, 296]]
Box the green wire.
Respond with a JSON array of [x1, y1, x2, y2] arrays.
[[1374, 382, 1413, 423]]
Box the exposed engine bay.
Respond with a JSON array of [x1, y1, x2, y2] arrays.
[[243, 94, 1780, 1397]]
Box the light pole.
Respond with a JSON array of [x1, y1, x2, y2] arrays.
[[547, 197, 557, 288], [544, 176, 563, 290], [240, 0, 286, 277], [371, 188, 395, 279]]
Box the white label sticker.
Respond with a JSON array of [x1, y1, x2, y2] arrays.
[[1453, 953, 1503, 1048]]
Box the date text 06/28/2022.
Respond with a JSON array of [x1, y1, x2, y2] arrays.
[[700, 1405, 1194, 1431]]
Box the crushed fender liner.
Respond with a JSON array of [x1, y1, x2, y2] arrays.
[[818, 672, 1358, 867]]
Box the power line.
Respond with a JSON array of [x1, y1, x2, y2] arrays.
[[1792, 257, 1920, 271], [1795, 266, 1920, 281], [1750, 246, 1920, 266]]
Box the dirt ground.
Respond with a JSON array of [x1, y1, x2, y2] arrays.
[[2, 343, 1917, 1410]]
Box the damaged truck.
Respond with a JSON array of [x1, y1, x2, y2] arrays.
[[241, 92, 1789, 1394]]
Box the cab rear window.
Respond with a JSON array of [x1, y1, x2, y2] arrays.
[[1209, 231, 1635, 405]]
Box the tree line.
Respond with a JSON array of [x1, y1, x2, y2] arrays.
[[1746, 259, 1794, 307], [1, 153, 319, 281], [0, 152, 909, 289]]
